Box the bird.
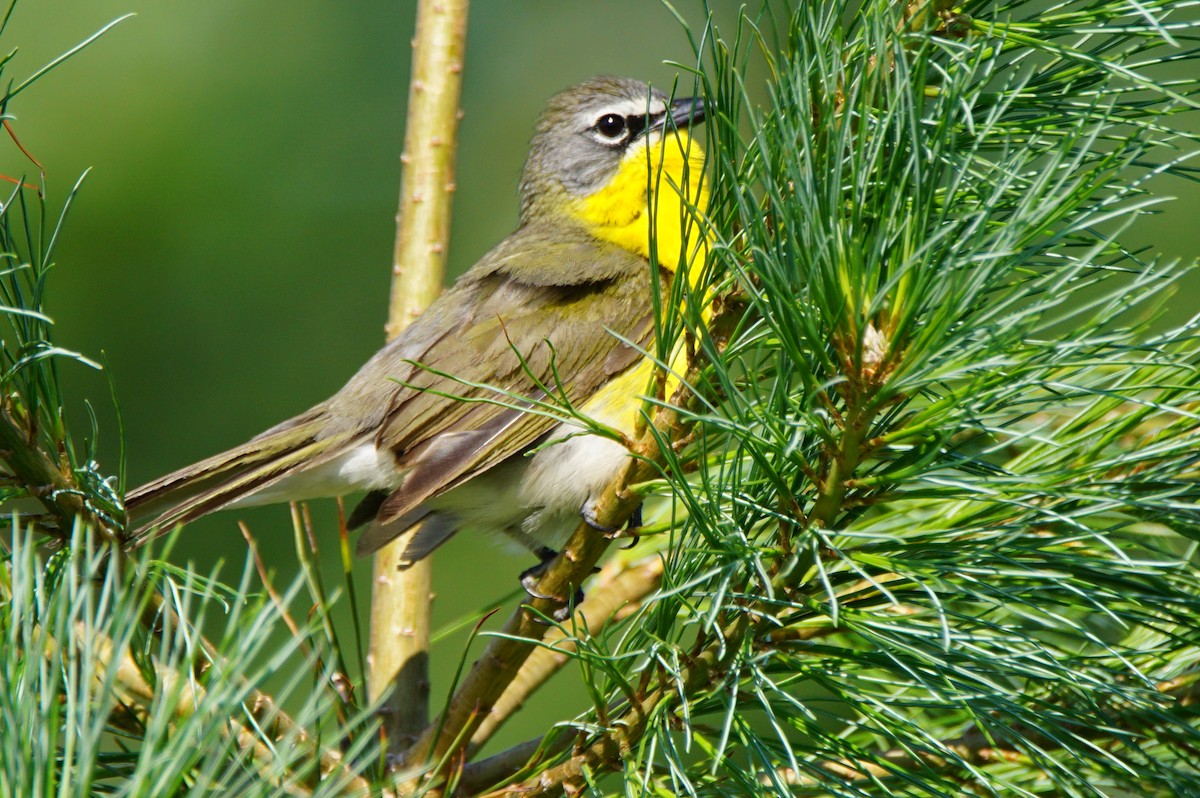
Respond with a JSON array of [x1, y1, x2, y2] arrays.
[[125, 76, 709, 586]]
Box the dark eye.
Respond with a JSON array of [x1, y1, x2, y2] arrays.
[[594, 113, 627, 139]]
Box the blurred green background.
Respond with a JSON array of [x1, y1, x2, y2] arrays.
[[2, 0, 1198, 750]]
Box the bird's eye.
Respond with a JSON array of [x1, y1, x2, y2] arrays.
[[594, 114, 627, 140]]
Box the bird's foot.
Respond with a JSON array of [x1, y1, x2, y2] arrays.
[[579, 501, 619, 534], [581, 501, 644, 548], [519, 547, 559, 598], [581, 500, 644, 537], [519, 547, 586, 622]]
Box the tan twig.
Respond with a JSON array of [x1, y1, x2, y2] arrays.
[[484, 612, 752, 798], [455, 734, 573, 797], [238, 520, 305, 642], [370, 0, 469, 759], [467, 556, 665, 754]]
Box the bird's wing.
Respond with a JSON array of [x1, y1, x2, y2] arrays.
[[355, 225, 661, 529]]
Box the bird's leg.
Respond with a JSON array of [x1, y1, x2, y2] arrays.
[[500, 526, 571, 599], [519, 547, 587, 606], [512, 498, 646, 621]]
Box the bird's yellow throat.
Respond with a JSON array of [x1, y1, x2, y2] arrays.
[[570, 129, 709, 284], [567, 129, 709, 434]]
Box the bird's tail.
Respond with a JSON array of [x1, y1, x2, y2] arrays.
[[124, 408, 358, 547]]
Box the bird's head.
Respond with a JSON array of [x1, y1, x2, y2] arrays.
[[519, 76, 707, 236]]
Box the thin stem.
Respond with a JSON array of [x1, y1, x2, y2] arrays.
[[455, 735, 573, 797], [369, 0, 469, 759]]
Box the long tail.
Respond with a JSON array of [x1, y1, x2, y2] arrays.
[[124, 407, 359, 547]]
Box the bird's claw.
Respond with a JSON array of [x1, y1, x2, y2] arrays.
[[540, 587, 584, 623], [620, 506, 644, 548], [519, 548, 585, 622], [580, 501, 619, 534], [581, 501, 645, 542], [519, 547, 558, 598]]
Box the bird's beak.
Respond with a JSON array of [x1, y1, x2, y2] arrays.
[[651, 96, 706, 133]]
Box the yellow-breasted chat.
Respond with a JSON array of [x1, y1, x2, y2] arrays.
[[125, 76, 708, 584]]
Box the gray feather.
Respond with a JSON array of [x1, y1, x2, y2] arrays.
[[355, 508, 457, 562]]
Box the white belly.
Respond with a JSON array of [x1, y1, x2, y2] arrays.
[[425, 422, 632, 548]]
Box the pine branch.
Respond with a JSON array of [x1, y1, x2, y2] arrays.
[[795, 672, 1200, 788], [0, 399, 115, 540], [490, 612, 754, 797]]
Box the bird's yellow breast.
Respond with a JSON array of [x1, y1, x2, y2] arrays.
[[569, 129, 709, 286], [568, 130, 710, 435]]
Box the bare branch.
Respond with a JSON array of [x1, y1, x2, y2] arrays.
[[370, 0, 469, 759]]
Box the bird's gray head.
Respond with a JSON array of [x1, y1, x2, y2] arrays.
[[518, 76, 705, 222]]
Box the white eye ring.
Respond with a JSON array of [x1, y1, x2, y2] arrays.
[[593, 113, 627, 140]]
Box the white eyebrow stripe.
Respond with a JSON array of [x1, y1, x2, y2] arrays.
[[608, 97, 668, 118], [575, 97, 668, 130]]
